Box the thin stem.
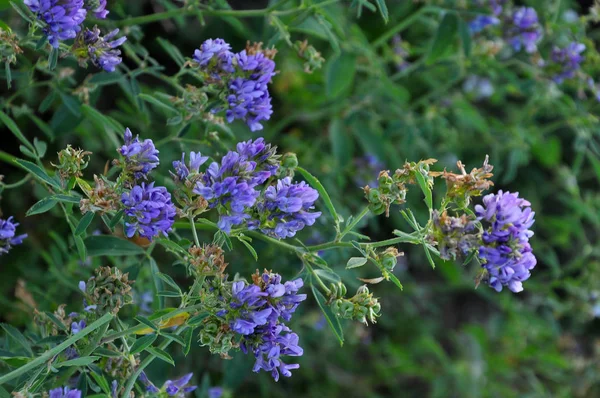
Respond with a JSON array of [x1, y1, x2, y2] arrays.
[[1, 174, 32, 189], [101, 304, 204, 344], [0, 313, 113, 385], [122, 325, 187, 396], [372, 6, 436, 48], [338, 206, 370, 241], [189, 216, 201, 247]]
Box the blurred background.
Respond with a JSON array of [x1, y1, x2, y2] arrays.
[[1, 0, 600, 396]]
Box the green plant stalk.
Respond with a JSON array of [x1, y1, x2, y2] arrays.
[[337, 206, 370, 241], [174, 222, 419, 254], [121, 325, 187, 396], [0, 312, 113, 385], [100, 303, 204, 344]]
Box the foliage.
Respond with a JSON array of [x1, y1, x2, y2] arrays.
[[0, 0, 599, 397]]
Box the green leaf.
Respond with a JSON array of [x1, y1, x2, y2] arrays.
[[414, 171, 433, 209], [149, 257, 164, 309], [33, 138, 47, 158], [84, 235, 144, 257], [375, 0, 389, 23], [88, 72, 125, 86], [156, 238, 187, 255], [88, 370, 111, 394], [329, 118, 353, 167], [162, 333, 185, 346], [48, 47, 58, 70], [459, 17, 472, 57], [237, 237, 258, 261], [139, 93, 178, 113], [1, 324, 33, 357], [187, 313, 209, 327], [427, 12, 459, 64], [587, 151, 600, 184], [75, 235, 87, 262], [108, 209, 124, 230], [43, 311, 67, 332], [81, 104, 124, 133], [5, 61, 11, 89], [53, 194, 81, 204], [423, 244, 436, 269], [311, 284, 344, 346], [325, 53, 356, 98], [56, 356, 99, 368], [59, 92, 82, 117], [26, 197, 58, 216], [387, 273, 403, 291], [75, 212, 94, 236], [92, 347, 120, 357], [155, 273, 182, 293], [0, 111, 35, 152], [19, 145, 37, 159], [129, 334, 157, 355], [297, 167, 341, 226], [183, 328, 193, 355], [156, 38, 186, 66], [135, 316, 159, 332], [14, 159, 61, 189], [145, 347, 174, 365], [346, 257, 368, 269]]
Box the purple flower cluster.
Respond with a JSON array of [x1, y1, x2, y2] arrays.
[[249, 177, 321, 239], [550, 42, 586, 83], [139, 372, 197, 397], [79, 27, 127, 72], [49, 387, 82, 398], [118, 128, 160, 180], [192, 138, 279, 233], [121, 182, 176, 240], [24, 0, 87, 48], [221, 272, 306, 381], [0, 216, 27, 255], [508, 7, 543, 53], [392, 35, 410, 72], [193, 39, 276, 131], [475, 190, 536, 293], [172, 151, 208, 181]]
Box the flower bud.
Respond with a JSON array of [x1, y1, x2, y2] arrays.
[[85, 266, 133, 315]]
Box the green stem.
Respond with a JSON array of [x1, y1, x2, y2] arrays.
[[101, 304, 203, 344], [338, 206, 370, 241], [54, 321, 111, 387], [1, 174, 32, 189], [122, 325, 187, 396], [189, 216, 201, 247], [372, 6, 435, 48], [0, 313, 113, 386]]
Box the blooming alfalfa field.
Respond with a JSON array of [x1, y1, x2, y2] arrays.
[[0, 0, 599, 397]]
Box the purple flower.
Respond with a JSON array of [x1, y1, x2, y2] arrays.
[[475, 190, 536, 293], [25, 0, 87, 48], [193, 138, 279, 233], [49, 387, 82, 398], [193, 38, 234, 73], [550, 42, 585, 83], [250, 177, 321, 239], [508, 7, 543, 53], [118, 128, 159, 180], [0, 216, 27, 255], [469, 15, 499, 34], [71, 320, 86, 334], [139, 371, 160, 394], [121, 183, 176, 240], [164, 373, 197, 396], [172, 151, 209, 180], [208, 387, 224, 398], [192, 39, 276, 131], [79, 27, 127, 72], [225, 272, 306, 381], [84, 0, 108, 18]]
